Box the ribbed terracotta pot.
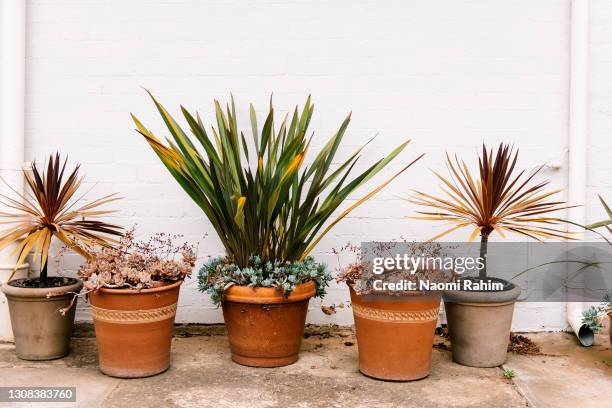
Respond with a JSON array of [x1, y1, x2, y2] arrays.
[[89, 280, 182, 378], [349, 287, 441, 381], [443, 281, 521, 367], [1, 278, 82, 360], [222, 281, 315, 367]]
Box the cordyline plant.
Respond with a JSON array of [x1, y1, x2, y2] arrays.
[[132, 92, 422, 271], [409, 143, 574, 280], [0, 154, 123, 288]]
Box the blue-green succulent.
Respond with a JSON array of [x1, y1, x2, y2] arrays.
[[198, 255, 331, 304]]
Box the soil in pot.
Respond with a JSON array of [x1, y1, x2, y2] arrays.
[[88, 280, 182, 378], [443, 277, 521, 368], [221, 281, 315, 368], [349, 287, 441, 381], [1, 277, 83, 360], [8, 276, 76, 288]]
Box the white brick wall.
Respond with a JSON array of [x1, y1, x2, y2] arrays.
[[21, 0, 611, 330], [589, 0, 612, 223]]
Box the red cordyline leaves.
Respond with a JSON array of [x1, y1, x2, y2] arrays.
[[0, 153, 123, 278], [409, 143, 576, 242]]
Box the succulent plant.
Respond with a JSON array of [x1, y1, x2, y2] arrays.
[[581, 291, 612, 333], [198, 256, 330, 304], [78, 228, 195, 291]]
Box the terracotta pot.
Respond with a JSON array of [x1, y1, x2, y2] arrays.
[[1, 278, 83, 360], [349, 287, 441, 381], [222, 281, 315, 367], [443, 281, 521, 367], [89, 280, 182, 378]]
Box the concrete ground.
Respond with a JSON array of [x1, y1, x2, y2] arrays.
[[0, 325, 609, 408], [504, 332, 612, 408]]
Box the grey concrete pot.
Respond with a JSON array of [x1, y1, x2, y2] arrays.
[[1, 279, 82, 360], [443, 281, 521, 367]]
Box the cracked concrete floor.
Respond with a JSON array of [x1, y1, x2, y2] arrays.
[[0, 324, 609, 408]]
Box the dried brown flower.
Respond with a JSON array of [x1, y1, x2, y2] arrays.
[[334, 241, 451, 296], [78, 228, 195, 291]]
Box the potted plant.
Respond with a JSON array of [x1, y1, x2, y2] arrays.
[[132, 92, 422, 367], [581, 292, 612, 345], [409, 144, 572, 367], [337, 242, 449, 381], [0, 154, 122, 360], [580, 196, 611, 344], [78, 229, 195, 378]]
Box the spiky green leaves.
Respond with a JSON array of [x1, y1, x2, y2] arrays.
[[133, 92, 421, 268]]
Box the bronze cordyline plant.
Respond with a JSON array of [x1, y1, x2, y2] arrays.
[[409, 143, 574, 279], [133, 92, 423, 268], [0, 153, 123, 287]]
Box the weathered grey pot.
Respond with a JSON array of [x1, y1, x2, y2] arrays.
[[443, 281, 521, 368], [1, 279, 82, 360]]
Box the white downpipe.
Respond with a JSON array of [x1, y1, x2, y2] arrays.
[[567, 0, 592, 346], [0, 0, 28, 342]]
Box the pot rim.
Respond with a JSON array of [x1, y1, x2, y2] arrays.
[[1, 278, 83, 299], [93, 279, 183, 295], [223, 280, 316, 304]]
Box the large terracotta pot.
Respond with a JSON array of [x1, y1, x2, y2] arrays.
[[349, 286, 441, 381], [89, 280, 182, 378], [443, 281, 521, 367], [222, 281, 315, 367], [1, 278, 83, 360]]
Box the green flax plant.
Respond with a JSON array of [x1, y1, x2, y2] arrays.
[[568, 195, 612, 245], [132, 93, 422, 268]]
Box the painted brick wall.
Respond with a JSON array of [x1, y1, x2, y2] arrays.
[[22, 0, 611, 330], [589, 1, 612, 224]]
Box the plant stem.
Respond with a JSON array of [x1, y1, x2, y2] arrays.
[[479, 232, 489, 280], [39, 260, 48, 288]]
